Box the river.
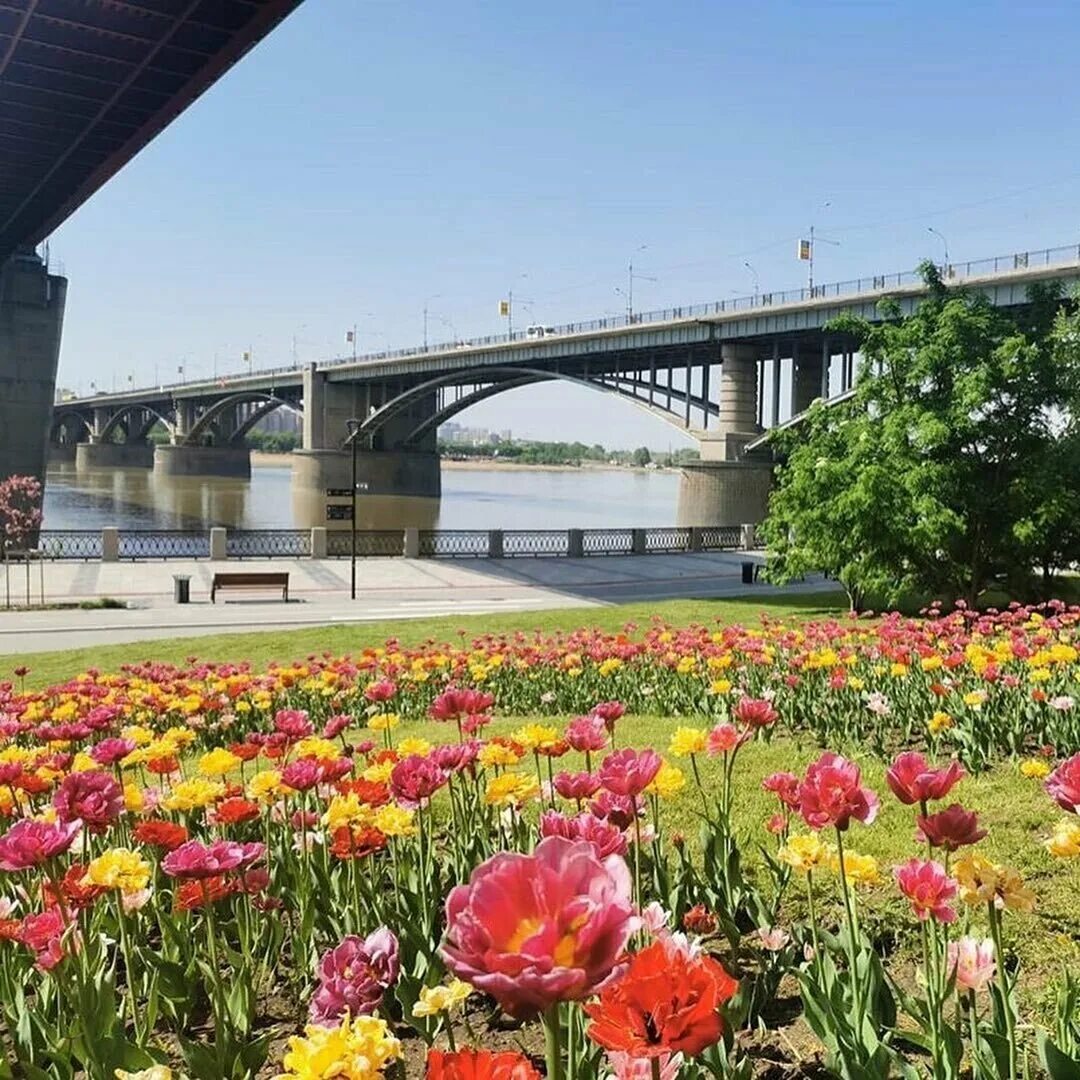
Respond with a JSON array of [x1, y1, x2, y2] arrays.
[[42, 461, 680, 530]]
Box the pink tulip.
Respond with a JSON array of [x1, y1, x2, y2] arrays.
[[274, 709, 313, 740], [540, 810, 628, 858], [310, 928, 400, 1025], [1046, 753, 1080, 814], [605, 1050, 684, 1079], [565, 714, 609, 753], [389, 755, 447, 808], [20, 909, 73, 970], [431, 742, 480, 774], [732, 696, 778, 729], [363, 679, 397, 703], [161, 839, 247, 880], [886, 752, 965, 806], [895, 859, 957, 923], [592, 701, 625, 733], [553, 771, 602, 802], [762, 771, 801, 809], [0, 819, 80, 871], [53, 771, 124, 832], [916, 804, 987, 851], [707, 723, 750, 756], [90, 738, 136, 767], [322, 714, 351, 739], [947, 937, 996, 992], [798, 752, 879, 831], [441, 836, 637, 1017], [430, 688, 495, 721], [598, 749, 662, 799], [281, 758, 322, 792]]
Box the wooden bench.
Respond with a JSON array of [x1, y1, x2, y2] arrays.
[[210, 572, 289, 604]]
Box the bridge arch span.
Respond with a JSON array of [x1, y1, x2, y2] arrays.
[[50, 410, 92, 445], [98, 404, 175, 444], [185, 392, 292, 445], [358, 366, 708, 448]]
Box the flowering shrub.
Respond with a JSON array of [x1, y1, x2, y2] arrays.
[[0, 604, 1076, 1076], [0, 473, 42, 550]]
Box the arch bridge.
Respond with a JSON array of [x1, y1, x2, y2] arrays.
[[56, 244, 1080, 524]]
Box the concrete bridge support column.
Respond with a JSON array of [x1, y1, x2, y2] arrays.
[[792, 342, 825, 415], [0, 252, 67, 484], [153, 444, 251, 478], [293, 365, 441, 526], [76, 442, 154, 469], [677, 342, 772, 526]]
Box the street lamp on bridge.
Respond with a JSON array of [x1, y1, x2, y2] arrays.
[[744, 261, 760, 299], [928, 227, 949, 271], [345, 418, 361, 601]]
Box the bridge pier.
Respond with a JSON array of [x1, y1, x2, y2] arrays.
[[154, 444, 251, 479], [76, 441, 154, 469], [677, 342, 773, 525], [0, 251, 67, 484]]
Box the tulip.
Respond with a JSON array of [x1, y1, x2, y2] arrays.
[[598, 749, 662, 799], [1046, 752, 1080, 814], [798, 752, 879, 831], [441, 836, 636, 1017], [947, 936, 996, 992], [895, 858, 957, 923], [309, 928, 400, 1025], [0, 819, 80, 871], [53, 770, 124, 832], [916, 804, 987, 851], [886, 752, 964, 806]]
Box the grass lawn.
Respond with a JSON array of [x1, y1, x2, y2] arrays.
[[2, 589, 846, 689]]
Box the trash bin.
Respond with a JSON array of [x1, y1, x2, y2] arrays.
[[741, 561, 755, 585], [173, 575, 191, 604]]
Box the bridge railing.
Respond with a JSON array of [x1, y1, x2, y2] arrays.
[[70, 243, 1080, 404], [34, 525, 760, 562]]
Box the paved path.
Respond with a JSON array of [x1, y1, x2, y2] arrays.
[[0, 553, 833, 655]]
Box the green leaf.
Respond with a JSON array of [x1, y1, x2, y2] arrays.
[[1039, 1032, 1080, 1080]]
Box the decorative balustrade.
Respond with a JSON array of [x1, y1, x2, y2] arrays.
[[34, 524, 759, 561]]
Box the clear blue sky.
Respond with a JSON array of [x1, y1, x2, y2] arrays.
[[52, 0, 1080, 448]]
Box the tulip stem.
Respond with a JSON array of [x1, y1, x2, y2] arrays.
[[650, 1057, 662, 1080], [988, 902, 1017, 1080], [544, 1004, 565, 1080]]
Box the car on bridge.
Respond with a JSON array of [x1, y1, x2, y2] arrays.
[[526, 324, 558, 339]]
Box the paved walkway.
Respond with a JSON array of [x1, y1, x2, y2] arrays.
[[0, 553, 833, 655]]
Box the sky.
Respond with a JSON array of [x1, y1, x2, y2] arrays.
[[49, 0, 1080, 449]]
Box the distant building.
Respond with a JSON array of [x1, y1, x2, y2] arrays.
[[254, 406, 302, 435], [55, 387, 76, 402]]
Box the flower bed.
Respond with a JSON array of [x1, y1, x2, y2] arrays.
[[0, 603, 1077, 1077]]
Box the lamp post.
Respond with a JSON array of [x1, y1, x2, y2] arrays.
[[423, 295, 442, 350], [928, 227, 949, 270], [345, 418, 361, 600], [744, 261, 760, 299]]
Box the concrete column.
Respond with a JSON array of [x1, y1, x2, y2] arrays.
[[76, 442, 154, 469], [488, 529, 503, 558], [676, 462, 772, 526], [568, 528, 584, 558], [91, 407, 109, 441], [689, 526, 703, 552], [770, 340, 781, 427], [101, 527, 119, 563], [403, 528, 420, 559], [154, 444, 251, 478], [792, 343, 824, 416], [209, 527, 227, 561], [717, 343, 759, 441], [741, 523, 757, 550], [632, 528, 647, 555], [310, 527, 327, 559], [173, 400, 195, 441], [302, 363, 325, 450], [0, 251, 67, 484]]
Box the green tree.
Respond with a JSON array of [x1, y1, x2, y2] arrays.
[[762, 264, 1080, 609], [631, 446, 652, 467]]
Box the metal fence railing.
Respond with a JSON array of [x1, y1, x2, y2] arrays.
[[326, 531, 405, 558], [36, 531, 102, 560], [226, 529, 311, 558], [503, 529, 570, 557], [119, 531, 209, 559], [35, 525, 756, 561]]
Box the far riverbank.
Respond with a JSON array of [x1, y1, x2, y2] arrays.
[[248, 451, 678, 474]]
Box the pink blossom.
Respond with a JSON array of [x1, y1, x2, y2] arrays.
[[895, 859, 957, 923], [798, 752, 879, 831], [274, 709, 313, 740], [309, 927, 400, 1025], [598, 749, 662, 799], [19, 908, 72, 970], [90, 738, 136, 767], [322, 714, 351, 739], [756, 926, 791, 952], [639, 902, 670, 937], [553, 771, 602, 802], [389, 755, 447, 808], [540, 810, 628, 859], [53, 771, 124, 832], [364, 680, 397, 703], [431, 742, 480, 774], [762, 771, 801, 809], [732, 697, 779, 729], [707, 723, 750, 756], [916, 804, 987, 851], [1046, 753, 1080, 814], [161, 839, 247, 880], [565, 714, 608, 753], [947, 937, 996, 992], [441, 836, 637, 1017], [0, 819, 80, 871], [281, 758, 322, 792], [430, 688, 495, 721], [605, 1050, 684, 1080], [885, 752, 965, 806], [589, 791, 641, 830], [591, 701, 625, 733]]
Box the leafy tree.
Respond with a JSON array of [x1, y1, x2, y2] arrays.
[[762, 264, 1080, 609], [631, 446, 652, 467]]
